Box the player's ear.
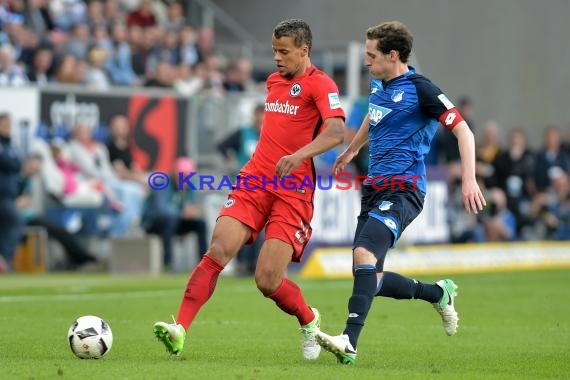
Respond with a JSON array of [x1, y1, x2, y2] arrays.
[[301, 44, 309, 57], [389, 50, 399, 62]]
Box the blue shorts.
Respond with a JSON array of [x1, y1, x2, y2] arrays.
[[354, 183, 424, 249]]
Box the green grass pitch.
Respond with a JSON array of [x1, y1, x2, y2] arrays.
[[1, 269, 569, 379]]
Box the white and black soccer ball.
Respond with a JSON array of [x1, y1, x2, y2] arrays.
[[68, 315, 113, 359]]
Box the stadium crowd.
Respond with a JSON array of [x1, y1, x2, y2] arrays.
[[0, 0, 256, 93], [1, 1, 569, 274]]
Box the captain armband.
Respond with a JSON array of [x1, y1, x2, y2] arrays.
[[438, 108, 464, 130]]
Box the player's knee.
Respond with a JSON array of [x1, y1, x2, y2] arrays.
[[254, 269, 281, 295], [207, 239, 235, 266], [353, 247, 376, 266]]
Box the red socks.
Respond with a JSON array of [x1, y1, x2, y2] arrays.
[[266, 278, 315, 326], [176, 255, 224, 330], [176, 258, 313, 329]]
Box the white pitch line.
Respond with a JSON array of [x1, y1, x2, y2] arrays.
[[0, 289, 180, 303], [0, 279, 350, 303]]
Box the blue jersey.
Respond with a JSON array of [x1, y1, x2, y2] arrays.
[[367, 67, 456, 194]]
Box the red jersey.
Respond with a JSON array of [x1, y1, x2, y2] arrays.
[[241, 66, 345, 201]]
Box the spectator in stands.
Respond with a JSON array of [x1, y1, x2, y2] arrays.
[[477, 121, 501, 163], [69, 122, 144, 237], [106, 23, 140, 86], [546, 169, 570, 240], [64, 22, 90, 60], [534, 126, 570, 192], [23, 0, 54, 36], [0, 43, 29, 86], [17, 152, 99, 270], [150, 28, 180, 66], [173, 62, 204, 96], [480, 187, 516, 242], [491, 128, 535, 237], [51, 0, 88, 32], [86, 0, 106, 29], [476, 120, 502, 187], [47, 29, 68, 64], [0, 112, 22, 272], [54, 54, 82, 84], [103, 0, 125, 27], [1, 9, 26, 49], [127, 0, 156, 28], [85, 45, 111, 91], [179, 23, 199, 67], [105, 113, 145, 185], [19, 26, 45, 68], [141, 157, 207, 269], [223, 58, 253, 93], [92, 23, 113, 55], [131, 25, 161, 77], [202, 54, 225, 94], [530, 167, 570, 240], [49, 138, 106, 208], [144, 60, 175, 87], [26, 42, 54, 85], [448, 177, 485, 243], [196, 26, 215, 62], [163, 1, 185, 32]]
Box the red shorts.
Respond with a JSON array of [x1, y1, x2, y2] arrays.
[[218, 187, 313, 262]]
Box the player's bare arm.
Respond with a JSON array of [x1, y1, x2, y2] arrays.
[[452, 121, 487, 214], [275, 117, 344, 178], [333, 114, 370, 175]]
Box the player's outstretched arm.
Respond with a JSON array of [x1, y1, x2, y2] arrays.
[[332, 114, 370, 175], [275, 117, 344, 178], [452, 121, 487, 214]]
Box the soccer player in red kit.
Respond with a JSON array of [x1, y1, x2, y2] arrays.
[[153, 19, 346, 360]]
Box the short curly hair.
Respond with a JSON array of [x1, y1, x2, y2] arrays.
[[366, 21, 413, 63], [273, 19, 312, 55]]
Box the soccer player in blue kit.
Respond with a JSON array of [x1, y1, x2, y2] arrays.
[[316, 21, 486, 364]]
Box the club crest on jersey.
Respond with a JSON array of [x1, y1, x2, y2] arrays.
[[368, 103, 392, 126], [378, 201, 393, 211], [391, 89, 404, 103], [290, 83, 302, 97]]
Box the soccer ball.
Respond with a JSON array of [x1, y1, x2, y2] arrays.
[[68, 315, 113, 359]]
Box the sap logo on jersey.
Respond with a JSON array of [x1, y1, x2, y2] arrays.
[[368, 103, 392, 126]]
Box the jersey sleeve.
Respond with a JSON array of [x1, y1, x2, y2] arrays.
[[412, 76, 464, 130], [311, 74, 346, 121]]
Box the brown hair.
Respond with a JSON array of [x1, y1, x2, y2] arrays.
[[366, 21, 413, 63]]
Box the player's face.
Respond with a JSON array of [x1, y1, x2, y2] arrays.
[[364, 39, 393, 81], [272, 36, 309, 79]]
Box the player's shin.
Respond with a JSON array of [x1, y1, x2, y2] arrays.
[[266, 278, 314, 325], [176, 254, 224, 330], [342, 264, 377, 348], [376, 271, 443, 303]]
